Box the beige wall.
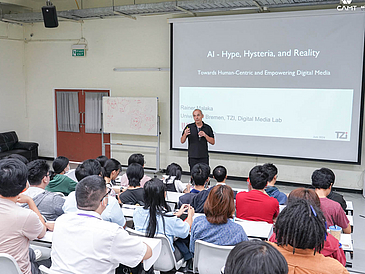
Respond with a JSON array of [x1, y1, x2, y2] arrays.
[[0, 14, 364, 189], [0, 22, 29, 140]]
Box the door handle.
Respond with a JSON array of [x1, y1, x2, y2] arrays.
[[79, 112, 85, 126]]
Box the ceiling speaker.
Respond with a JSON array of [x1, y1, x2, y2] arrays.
[[42, 5, 58, 28]]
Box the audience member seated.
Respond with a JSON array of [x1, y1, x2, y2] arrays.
[[95, 155, 109, 168], [236, 165, 279, 224], [120, 153, 151, 188], [50, 175, 152, 273], [311, 168, 351, 234], [263, 163, 287, 205], [190, 165, 232, 213], [46, 156, 77, 195], [162, 163, 188, 193], [0, 159, 46, 274], [75, 159, 102, 181], [133, 178, 194, 264], [212, 165, 228, 186], [63, 159, 126, 227], [269, 199, 349, 274], [102, 158, 121, 196], [269, 188, 346, 266], [190, 185, 248, 254], [224, 240, 288, 274], [119, 163, 145, 206], [22, 160, 65, 221], [321, 168, 347, 211], [178, 163, 210, 208]]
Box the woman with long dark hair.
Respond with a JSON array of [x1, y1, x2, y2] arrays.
[[133, 178, 194, 268], [46, 156, 77, 195]]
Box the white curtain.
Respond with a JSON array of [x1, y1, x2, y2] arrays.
[[85, 92, 108, 133], [56, 92, 79, 132]]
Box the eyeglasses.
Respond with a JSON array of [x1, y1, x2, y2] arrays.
[[100, 188, 111, 202]]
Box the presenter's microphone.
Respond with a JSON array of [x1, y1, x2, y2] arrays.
[[198, 127, 201, 141]]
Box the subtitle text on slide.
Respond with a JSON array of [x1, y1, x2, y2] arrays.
[[197, 69, 331, 77]]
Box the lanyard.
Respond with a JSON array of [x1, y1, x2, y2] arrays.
[[77, 213, 101, 220]]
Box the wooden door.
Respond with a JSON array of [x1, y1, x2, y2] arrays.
[[55, 89, 110, 162]]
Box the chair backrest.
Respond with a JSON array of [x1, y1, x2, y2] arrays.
[[126, 228, 185, 272], [193, 240, 234, 274], [0, 253, 23, 274]]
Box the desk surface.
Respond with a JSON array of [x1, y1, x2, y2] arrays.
[[166, 191, 184, 203], [345, 201, 354, 216], [122, 204, 142, 218], [340, 233, 353, 252], [34, 231, 53, 244], [346, 201, 353, 210], [234, 218, 273, 240]]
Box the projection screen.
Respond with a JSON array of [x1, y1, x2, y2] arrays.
[[170, 10, 365, 163]]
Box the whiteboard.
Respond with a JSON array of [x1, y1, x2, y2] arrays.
[[102, 97, 158, 136]]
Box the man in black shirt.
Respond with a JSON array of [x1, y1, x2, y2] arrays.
[[181, 109, 215, 172]]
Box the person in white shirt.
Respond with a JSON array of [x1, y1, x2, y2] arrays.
[[63, 159, 126, 227], [51, 175, 152, 274]]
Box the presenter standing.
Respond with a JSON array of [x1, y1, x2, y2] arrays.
[[181, 109, 215, 172]]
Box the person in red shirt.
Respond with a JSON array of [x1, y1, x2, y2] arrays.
[[235, 165, 279, 224]]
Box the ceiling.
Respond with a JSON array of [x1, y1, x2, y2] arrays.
[[0, 0, 362, 24]]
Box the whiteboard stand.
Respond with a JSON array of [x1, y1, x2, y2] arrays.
[[102, 116, 161, 172]]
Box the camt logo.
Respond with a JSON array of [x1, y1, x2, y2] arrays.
[[335, 131, 348, 139], [341, 0, 352, 4]]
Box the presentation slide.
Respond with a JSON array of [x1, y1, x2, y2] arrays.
[[170, 10, 365, 163], [179, 87, 353, 141]]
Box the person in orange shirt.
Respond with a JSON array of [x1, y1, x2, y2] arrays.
[[269, 199, 349, 274]]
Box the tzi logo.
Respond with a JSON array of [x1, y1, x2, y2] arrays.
[[335, 131, 348, 139], [337, 0, 357, 11]]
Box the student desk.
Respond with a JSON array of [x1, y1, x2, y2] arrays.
[[345, 201, 353, 216], [122, 204, 142, 218], [31, 231, 53, 249], [231, 188, 247, 193], [340, 233, 353, 267], [279, 205, 286, 212], [166, 191, 184, 204], [234, 218, 273, 240]]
